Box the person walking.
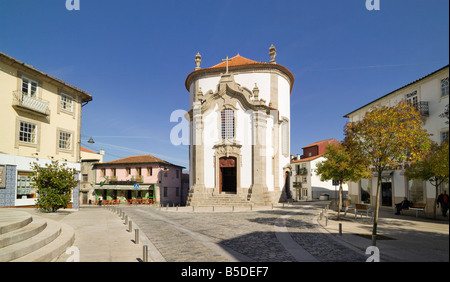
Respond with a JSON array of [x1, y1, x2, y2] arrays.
[[437, 190, 449, 217]]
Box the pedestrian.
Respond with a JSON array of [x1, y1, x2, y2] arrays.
[[437, 190, 449, 217], [99, 195, 103, 206], [395, 197, 411, 215]]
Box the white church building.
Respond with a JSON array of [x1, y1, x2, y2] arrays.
[[185, 45, 295, 206]]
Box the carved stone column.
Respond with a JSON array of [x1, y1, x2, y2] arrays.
[[249, 110, 269, 205]]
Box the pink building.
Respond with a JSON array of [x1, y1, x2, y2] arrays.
[[93, 155, 185, 205]]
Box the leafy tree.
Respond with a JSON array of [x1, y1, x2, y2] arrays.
[[405, 141, 449, 219], [316, 142, 372, 220], [31, 160, 79, 212], [345, 102, 431, 246]]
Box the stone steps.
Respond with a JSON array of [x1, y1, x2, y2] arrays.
[[195, 194, 252, 207], [0, 210, 75, 262]]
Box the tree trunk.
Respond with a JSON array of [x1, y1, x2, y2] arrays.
[[338, 182, 343, 220], [434, 185, 438, 220], [372, 170, 382, 246]]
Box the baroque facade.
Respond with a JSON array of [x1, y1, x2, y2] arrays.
[[185, 46, 295, 206]]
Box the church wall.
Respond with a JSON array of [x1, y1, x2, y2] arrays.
[[236, 103, 253, 189], [234, 73, 271, 105], [203, 105, 219, 189], [197, 76, 221, 97], [266, 115, 274, 191], [278, 76, 291, 119]]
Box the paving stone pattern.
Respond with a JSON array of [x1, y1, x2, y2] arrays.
[[123, 205, 366, 262]]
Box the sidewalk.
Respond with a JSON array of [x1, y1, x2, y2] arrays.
[[315, 205, 449, 262], [18, 206, 145, 262]]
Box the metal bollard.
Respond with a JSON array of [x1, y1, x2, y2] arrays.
[[339, 223, 342, 236], [135, 229, 139, 244], [232, 206, 234, 212], [128, 220, 132, 232], [143, 245, 148, 262], [125, 215, 128, 225], [325, 216, 328, 226], [192, 206, 195, 212], [212, 206, 215, 212]]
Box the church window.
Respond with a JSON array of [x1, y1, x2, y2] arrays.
[[221, 109, 235, 139]]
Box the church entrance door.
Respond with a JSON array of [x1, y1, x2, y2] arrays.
[[219, 157, 237, 193]]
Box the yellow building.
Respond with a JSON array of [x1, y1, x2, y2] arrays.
[[0, 51, 93, 207]]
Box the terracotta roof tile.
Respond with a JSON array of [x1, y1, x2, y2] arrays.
[[97, 154, 183, 168], [81, 147, 97, 154], [210, 54, 261, 69]]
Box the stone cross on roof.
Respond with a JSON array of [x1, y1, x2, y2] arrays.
[[222, 56, 232, 74]]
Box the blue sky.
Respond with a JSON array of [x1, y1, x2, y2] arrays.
[[1, 0, 448, 169]]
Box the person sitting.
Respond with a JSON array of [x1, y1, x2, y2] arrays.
[[395, 197, 411, 215]]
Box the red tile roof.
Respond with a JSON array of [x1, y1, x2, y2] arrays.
[[210, 54, 260, 69], [291, 155, 322, 163], [96, 154, 184, 168], [81, 147, 97, 154], [185, 53, 295, 93]]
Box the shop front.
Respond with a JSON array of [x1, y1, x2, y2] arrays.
[[93, 183, 156, 205]]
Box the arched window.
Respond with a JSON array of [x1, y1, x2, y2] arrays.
[[221, 109, 235, 139]]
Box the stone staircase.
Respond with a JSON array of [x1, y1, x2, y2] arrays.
[[0, 210, 75, 262], [187, 192, 252, 207]]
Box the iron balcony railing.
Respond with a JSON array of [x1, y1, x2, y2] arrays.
[[416, 101, 429, 117], [12, 91, 50, 116]]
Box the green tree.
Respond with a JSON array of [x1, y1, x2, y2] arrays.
[[31, 160, 78, 212], [405, 141, 449, 219], [345, 102, 431, 246], [316, 142, 372, 220]]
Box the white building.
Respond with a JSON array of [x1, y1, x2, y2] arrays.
[[344, 65, 449, 216], [185, 46, 295, 206], [290, 139, 348, 201]]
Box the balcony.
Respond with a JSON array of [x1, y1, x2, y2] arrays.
[[416, 101, 429, 117], [297, 167, 308, 175], [131, 175, 144, 183], [12, 91, 50, 116]]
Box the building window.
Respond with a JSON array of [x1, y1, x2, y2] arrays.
[[126, 168, 131, 176], [176, 170, 179, 179], [441, 77, 449, 97], [408, 179, 425, 203], [221, 109, 235, 139], [406, 91, 418, 108], [360, 179, 371, 204], [60, 94, 73, 112], [441, 130, 449, 144], [17, 171, 36, 199], [59, 131, 72, 150], [136, 167, 141, 176], [19, 121, 37, 144], [100, 168, 106, 177], [111, 168, 116, 177], [163, 187, 168, 197], [22, 77, 38, 97], [147, 167, 152, 176], [82, 174, 88, 182]]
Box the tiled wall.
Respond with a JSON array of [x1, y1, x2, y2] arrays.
[[0, 165, 16, 207]]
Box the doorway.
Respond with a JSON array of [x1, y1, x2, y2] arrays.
[[219, 157, 237, 193], [381, 178, 392, 206]]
